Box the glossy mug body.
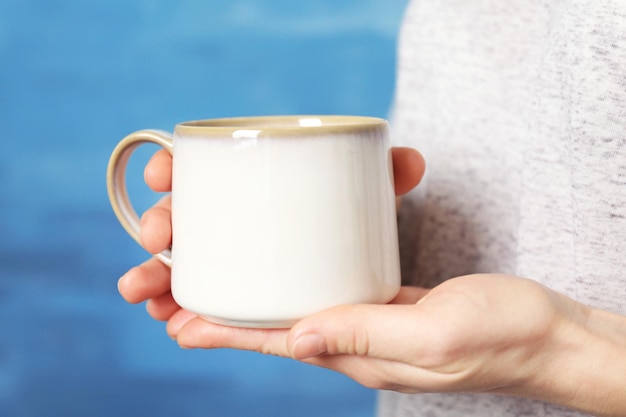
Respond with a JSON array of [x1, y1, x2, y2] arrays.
[[107, 115, 401, 328]]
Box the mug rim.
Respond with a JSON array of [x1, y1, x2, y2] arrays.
[[175, 115, 387, 137]]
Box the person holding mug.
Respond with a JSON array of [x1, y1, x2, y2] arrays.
[[114, 0, 626, 416]]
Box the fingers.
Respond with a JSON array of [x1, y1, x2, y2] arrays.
[[168, 287, 430, 359], [169, 303, 422, 362], [174, 316, 291, 357], [140, 195, 172, 254], [286, 287, 429, 360], [118, 256, 172, 304], [168, 312, 416, 391], [144, 149, 172, 192], [166, 309, 199, 338], [146, 292, 181, 322], [140, 150, 172, 254], [287, 303, 423, 362], [391, 147, 426, 196]]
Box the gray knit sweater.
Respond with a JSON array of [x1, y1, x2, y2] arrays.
[[382, 0, 626, 415]]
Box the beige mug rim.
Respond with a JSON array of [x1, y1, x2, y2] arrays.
[[175, 115, 388, 137]]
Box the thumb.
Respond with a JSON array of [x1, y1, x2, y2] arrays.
[[287, 303, 421, 361]]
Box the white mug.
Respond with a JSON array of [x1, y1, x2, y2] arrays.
[[107, 115, 401, 328]]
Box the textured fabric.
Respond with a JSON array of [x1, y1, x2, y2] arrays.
[[382, 0, 626, 415]]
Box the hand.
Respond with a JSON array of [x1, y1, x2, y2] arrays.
[[132, 272, 626, 417], [118, 145, 626, 416], [166, 274, 583, 396]]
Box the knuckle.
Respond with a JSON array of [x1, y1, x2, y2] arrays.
[[333, 306, 371, 356]]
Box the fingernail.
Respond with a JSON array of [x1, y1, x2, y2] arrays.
[[116, 275, 125, 292], [292, 333, 327, 360]]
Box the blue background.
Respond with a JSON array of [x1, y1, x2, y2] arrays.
[[0, 1, 408, 416]]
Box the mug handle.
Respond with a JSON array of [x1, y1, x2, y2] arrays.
[[106, 130, 173, 266]]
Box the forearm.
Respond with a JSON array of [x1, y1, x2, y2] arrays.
[[529, 302, 626, 416]]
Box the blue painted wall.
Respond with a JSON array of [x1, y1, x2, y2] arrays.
[[0, 1, 408, 416]]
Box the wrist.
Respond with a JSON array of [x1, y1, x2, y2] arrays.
[[525, 297, 626, 416]]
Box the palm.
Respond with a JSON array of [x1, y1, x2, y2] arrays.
[[283, 275, 562, 393]]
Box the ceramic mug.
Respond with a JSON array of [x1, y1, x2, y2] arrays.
[[107, 115, 401, 328]]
